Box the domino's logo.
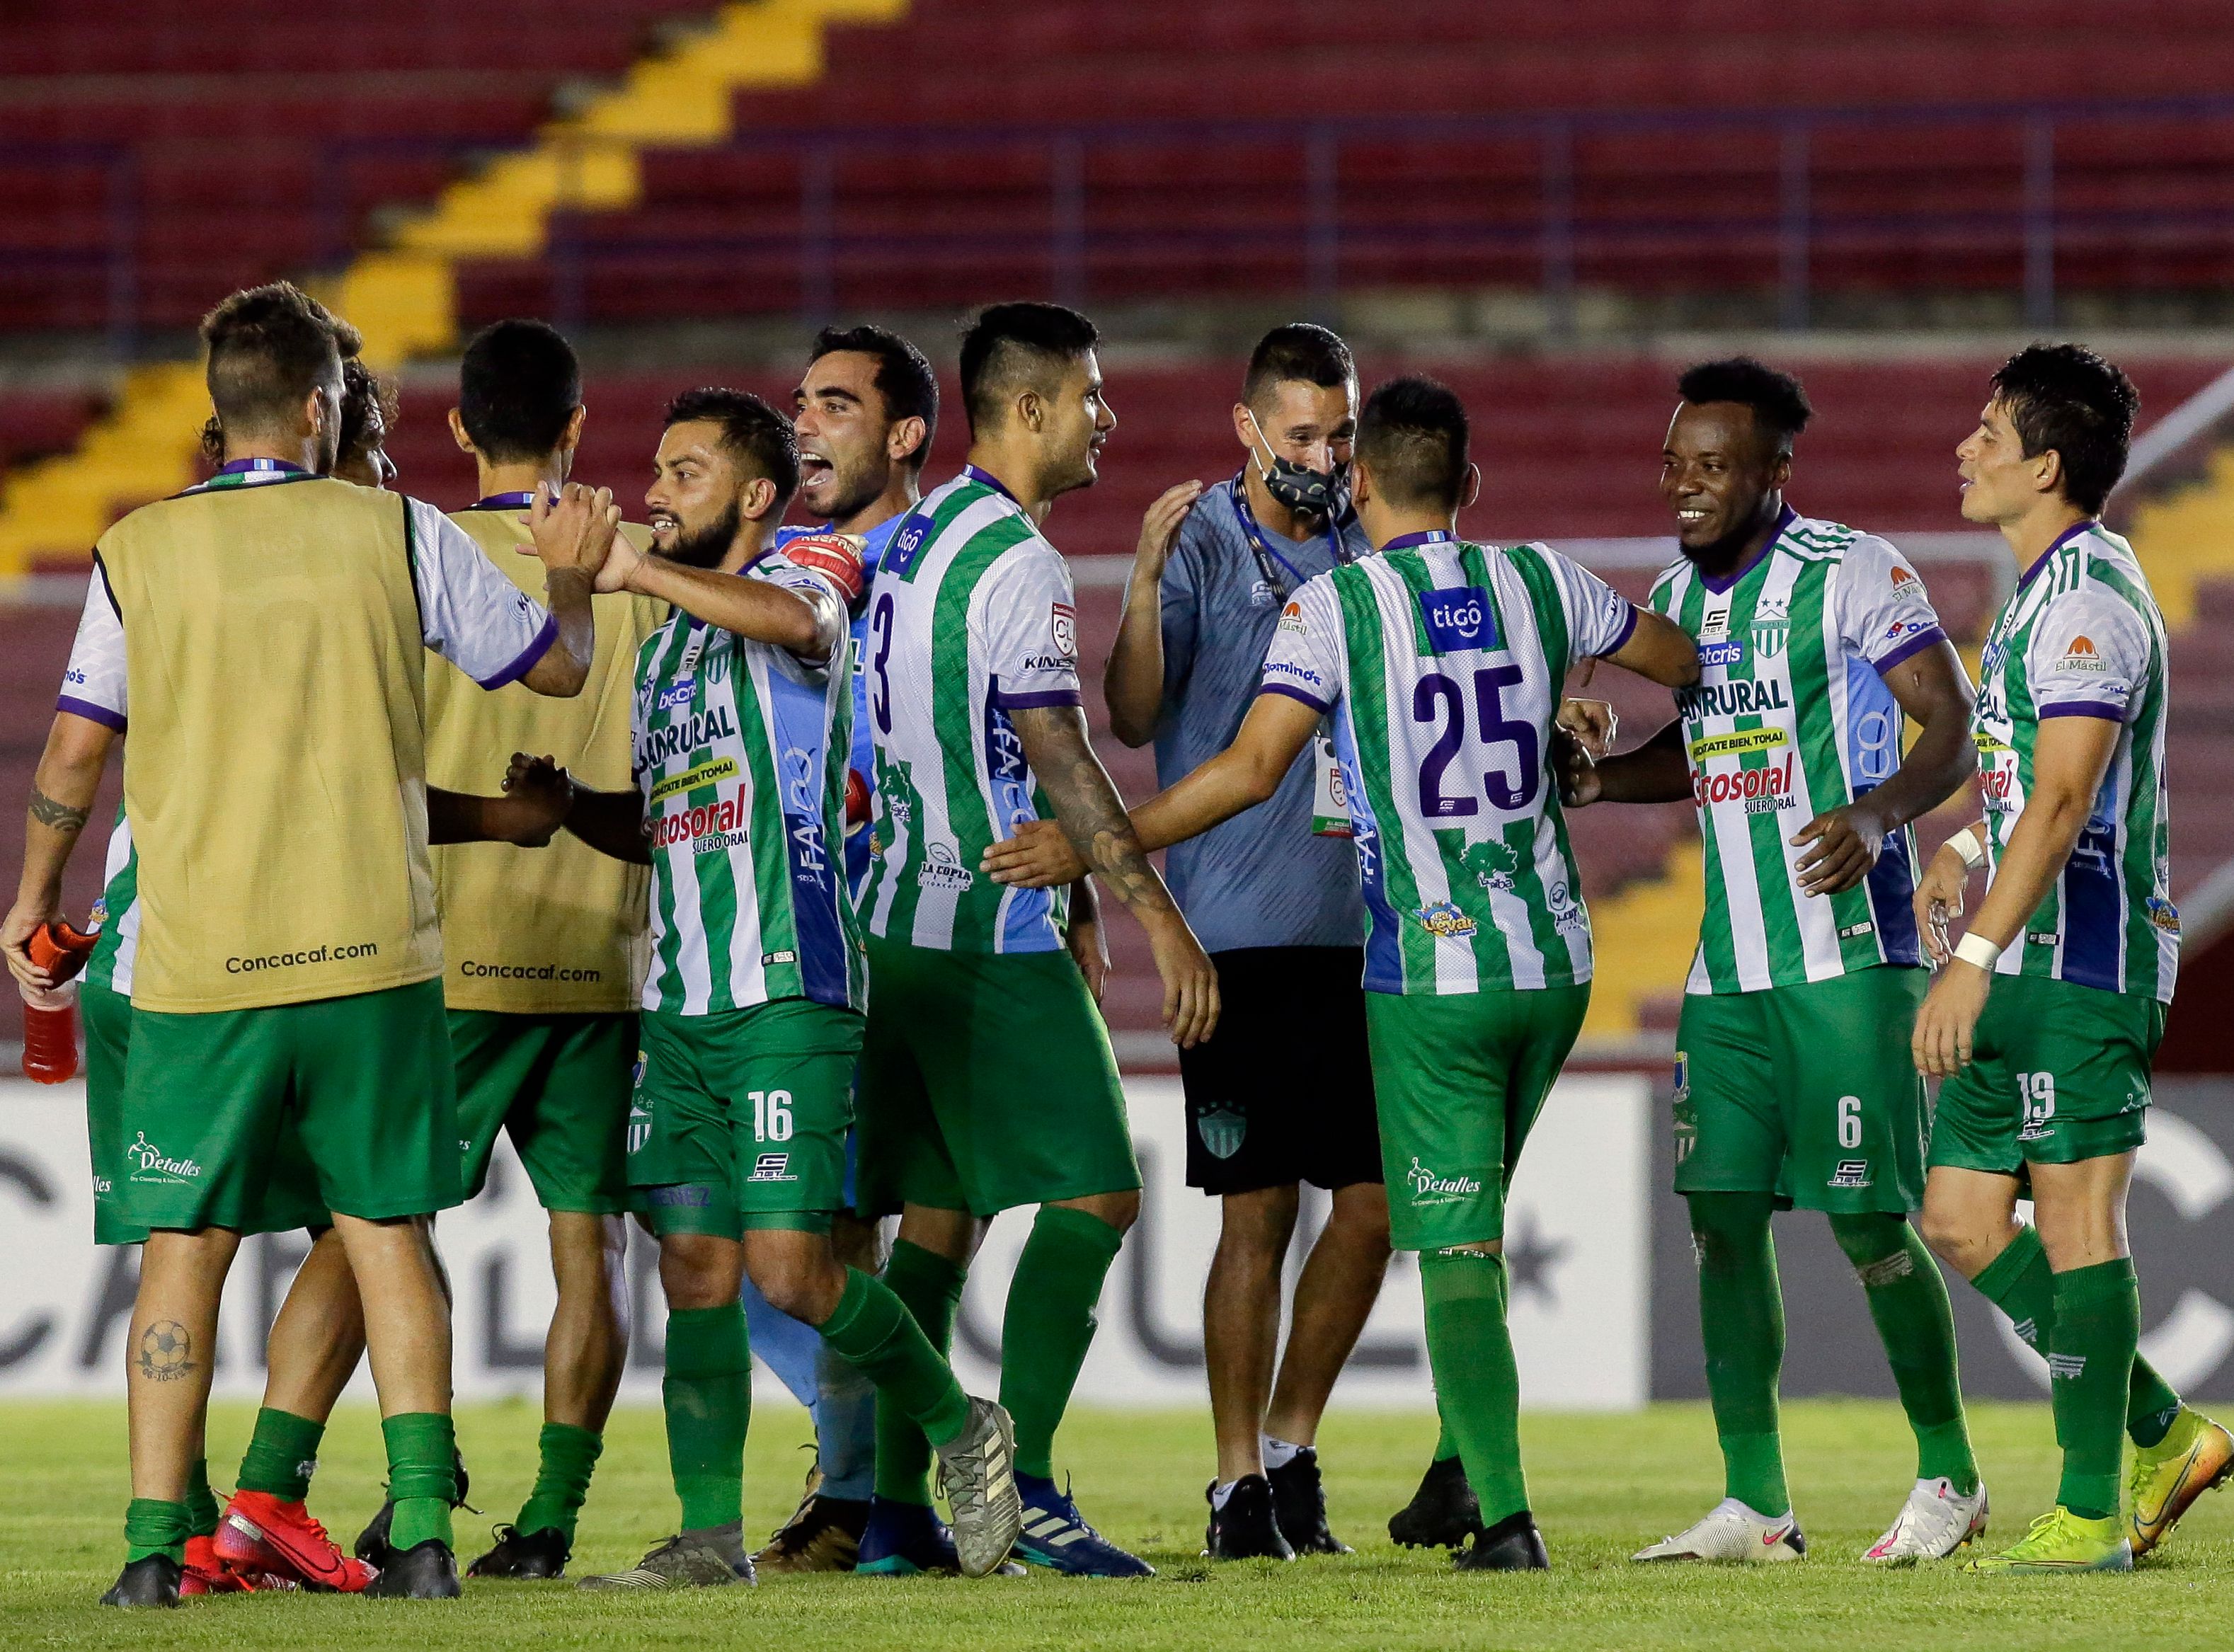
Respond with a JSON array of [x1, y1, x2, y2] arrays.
[[1419, 586, 1497, 653]]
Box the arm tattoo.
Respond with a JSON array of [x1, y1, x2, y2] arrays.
[[29, 786, 90, 834], [1014, 708, 1174, 917]]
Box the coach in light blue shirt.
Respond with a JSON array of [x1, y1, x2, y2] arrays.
[[1102, 324, 1463, 1562]]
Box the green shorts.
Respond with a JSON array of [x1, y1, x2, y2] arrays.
[[628, 997, 862, 1238], [856, 936, 1140, 1219], [84, 985, 330, 1244], [118, 980, 460, 1229], [1365, 983, 1589, 1252], [1929, 973, 2163, 1175], [1672, 965, 1928, 1215], [450, 1009, 633, 1214]]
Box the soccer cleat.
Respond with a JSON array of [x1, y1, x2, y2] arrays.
[[1861, 1477, 1989, 1563], [100, 1553, 183, 1608], [1632, 1498, 1806, 1562], [466, 1524, 571, 1579], [1388, 1455, 1482, 1549], [1268, 1447, 1351, 1555], [214, 1489, 375, 1592], [362, 1537, 463, 1598], [752, 1484, 870, 1574], [181, 1534, 241, 1596], [355, 1447, 471, 1571], [2129, 1406, 2234, 1559], [933, 1396, 1025, 1578], [1964, 1507, 2131, 1574], [1454, 1510, 1549, 1571], [1204, 1475, 1294, 1560], [1012, 1474, 1155, 1578], [575, 1522, 756, 1590]]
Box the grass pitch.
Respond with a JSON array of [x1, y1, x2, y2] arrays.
[[6, 1398, 2233, 1651]]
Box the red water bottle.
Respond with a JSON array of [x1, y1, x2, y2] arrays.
[[21, 921, 96, 1084]]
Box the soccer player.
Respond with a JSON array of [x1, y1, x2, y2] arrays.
[[521, 388, 1020, 1589], [408, 318, 668, 1579], [746, 324, 943, 1574], [1099, 321, 1450, 1559], [66, 280, 614, 1607], [989, 374, 1697, 1569], [1559, 359, 1991, 1564], [1913, 344, 2231, 1573], [851, 302, 1217, 1578]]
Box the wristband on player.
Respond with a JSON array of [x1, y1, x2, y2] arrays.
[[1950, 826, 1988, 871], [1952, 931, 2003, 972]]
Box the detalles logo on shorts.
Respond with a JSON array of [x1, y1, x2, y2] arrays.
[[125, 1131, 202, 1183], [1407, 1157, 1482, 1204]]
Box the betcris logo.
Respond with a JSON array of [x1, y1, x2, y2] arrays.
[[1698, 638, 1745, 670], [657, 681, 696, 711], [1419, 586, 1497, 653]]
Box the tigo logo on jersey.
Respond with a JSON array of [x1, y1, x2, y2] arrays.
[[1419, 586, 1498, 653], [1413, 900, 1477, 940]]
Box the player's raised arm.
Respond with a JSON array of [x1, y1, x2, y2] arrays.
[[1009, 702, 1220, 1048], [517, 481, 620, 696], [610, 529, 859, 660], [1102, 480, 1203, 747]]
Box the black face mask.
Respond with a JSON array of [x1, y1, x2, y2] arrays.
[[1246, 415, 1348, 521]]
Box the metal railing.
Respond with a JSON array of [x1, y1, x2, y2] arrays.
[[10, 94, 2234, 354]]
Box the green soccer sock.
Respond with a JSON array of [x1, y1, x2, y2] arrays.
[[820, 1266, 971, 1450], [125, 1496, 193, 1566], [380, 1413, 459, 1553], [1433, 1412, 1459, 1463], [663, 1302, 749, 1532], [876, 1239, 968, 1505], [2048, 1259, 2141, 1520], [1689, 1192, 1790, 1517], [1828, 1212, 1980, 1495], [514, 1422, 603, 1545], [1419, 1248, 1528, 1525], [999, 1205, 1125, 1481], [184, 1457, 220, 1539], [1970, 1223, 2182, 1445], [236, 1406, 325, 1503]]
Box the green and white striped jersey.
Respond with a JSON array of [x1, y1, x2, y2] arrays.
[[1972, 520, 2175, 1002], [858, 469, 1079, 953], [631, 553, 864, 1016], [84, 807, 138, 997], [1261, 531, 1639, 995], [1649, 509, 1947, 994]]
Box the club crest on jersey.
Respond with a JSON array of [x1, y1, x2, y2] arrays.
[[1050, 601, 1077, 659], [1751, 595, 1790, 659], [1418, 586, 1498, 653], [1413, 900, 1477, 940], [1194, 1102, 1247, 1160]]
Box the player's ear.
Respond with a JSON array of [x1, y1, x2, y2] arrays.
[[1016, 386, 1045, 434], [2034, 445, 2066, 501], [888, 414, 927, 467], [740, 475, 780, 522], [1349, 454, 1375, 509], [1459, 462, 1482, 511], [447, 407, 477, 457], [559, 404, 587, 457], [1770, 449, 1792, 491]]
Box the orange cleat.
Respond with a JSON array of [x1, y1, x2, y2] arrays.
[[214, 1490, 374, 1593]]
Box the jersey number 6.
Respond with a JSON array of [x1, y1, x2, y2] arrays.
[[1414, 664, 1539, 818]]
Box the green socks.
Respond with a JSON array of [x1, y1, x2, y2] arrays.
[[515, 1423, 603, 1544], [1689, 1192, 1790, 1517], [236, 1406, 325, 1503], [2049, 1259, 2141, 1520], [125, 1496, 193, 1565], [1828, 1213, 1979, 1495], [999, 1206, 1125, 1481], [1419, 1247, 1528, 1525], [663, 1302, 749, 1532], [876, 1239, 969, 1505], [820, 1265, 971, 1449], [1433, 1413, 1460, 1463], [1971, 1223, 2182, 1445], [382, 1413, 459, 1553], [185, 1457, 220, 1539]]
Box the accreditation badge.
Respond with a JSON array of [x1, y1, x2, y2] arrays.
[[1311, 728, 1352, 838]]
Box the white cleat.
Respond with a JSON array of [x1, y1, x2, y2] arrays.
[[1860, 1477, 1988, 1563], [1632, 1497, 1806, 1562]]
